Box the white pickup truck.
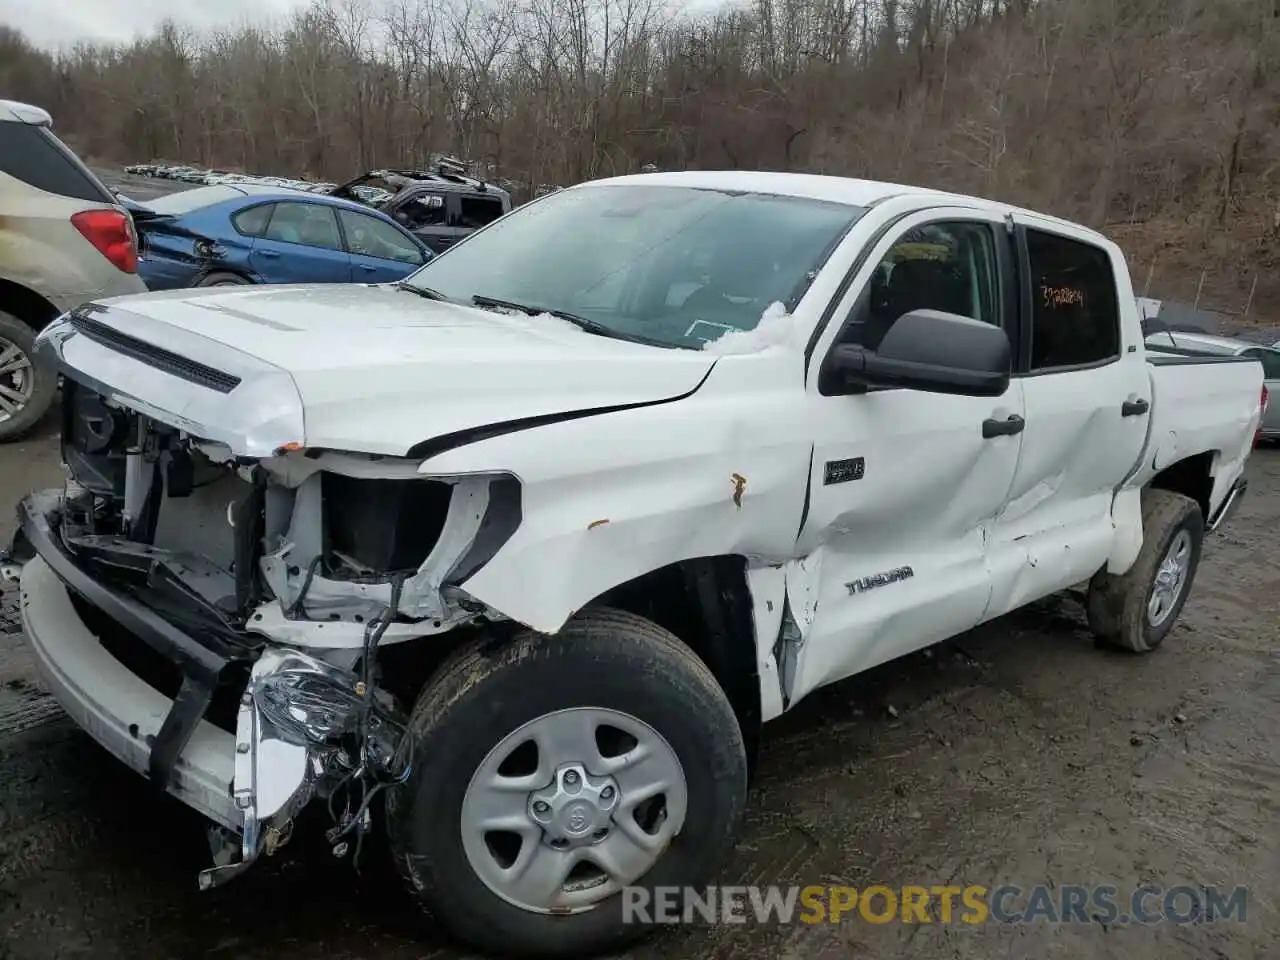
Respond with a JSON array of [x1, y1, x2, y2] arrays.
[[3, 171, 1265, 958]]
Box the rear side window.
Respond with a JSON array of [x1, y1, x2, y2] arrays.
[[1026, 229, 1121, 371], [0, 123, 115, 204], [261, 202, 343, 250], [458, 194, 505, 228], [233, 204, 274, 238]]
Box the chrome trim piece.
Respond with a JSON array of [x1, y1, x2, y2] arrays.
[[1207, 479, 1247, 534]]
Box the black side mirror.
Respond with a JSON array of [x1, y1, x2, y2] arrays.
[[821, 309, 1011, 397]]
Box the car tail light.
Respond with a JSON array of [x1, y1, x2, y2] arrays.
[[1255, 384, 1268, 448], [71, 209, 138, 274]]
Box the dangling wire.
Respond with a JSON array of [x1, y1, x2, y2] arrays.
[[326, 571, 414, 870]]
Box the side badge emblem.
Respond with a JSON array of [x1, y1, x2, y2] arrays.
[[824, 457, 865, 485], [846, 566, 914, 595]]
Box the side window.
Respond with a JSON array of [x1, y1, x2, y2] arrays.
[[457, 195, 505, 229], [337, 209, 424, 265], [261, 202, 343, 251], [232, 204, 273, 238], [840, 221, 1000, 349], [0, 123, 115, 204], [395, 194, 446, 229], [1026, 228, 1120, 371]]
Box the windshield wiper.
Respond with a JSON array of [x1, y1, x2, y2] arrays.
[[396, 281, 449, 301], [470, 294, 662, 346]]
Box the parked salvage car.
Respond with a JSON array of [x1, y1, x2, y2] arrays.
[[0, 98, 145, 442], [330, 164, 512, 253], [129, 184, 433, 289], [1146, 330, 1280, 440], [2, 171, 1266, 958]]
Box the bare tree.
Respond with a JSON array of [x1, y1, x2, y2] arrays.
[[6, 0, 1280, 318]]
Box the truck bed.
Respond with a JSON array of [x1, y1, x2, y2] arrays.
[[1145, 350, 1259, 367], [1128, 350, 1264, 518]]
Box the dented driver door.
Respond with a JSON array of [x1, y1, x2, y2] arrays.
[[782, 210, 1025, 708]]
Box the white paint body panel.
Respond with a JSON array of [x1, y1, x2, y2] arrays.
[[75, 284, 715, 456], [983, 212, 1152, 618], [29, 172, 1266, 727]]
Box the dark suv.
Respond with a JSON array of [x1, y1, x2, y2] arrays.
[[328, 163, 512, 254]]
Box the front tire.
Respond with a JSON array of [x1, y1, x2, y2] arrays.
[[0, 310, 56, 444], [1086, 489, 1204, 653], [386, 607, 748, 958]]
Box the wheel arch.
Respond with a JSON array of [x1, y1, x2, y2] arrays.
[[195, 266, 257, 286], [379, 554, 765, 778], [0, 278, 61, 330], [592, 555, 762, 776], [1147, 450, 1214, 519]]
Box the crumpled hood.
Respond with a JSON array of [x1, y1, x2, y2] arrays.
[[65, 284, 716, 456]]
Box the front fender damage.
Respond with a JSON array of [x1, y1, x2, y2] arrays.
[[194, 462, 522, 888]]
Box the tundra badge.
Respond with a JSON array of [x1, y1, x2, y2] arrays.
[[846, 566, 914, 595]]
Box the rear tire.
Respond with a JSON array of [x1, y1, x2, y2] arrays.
[[386, 607, 748, 959], [1086, 489, 1204, 653], [0, 310, 55, 444], [196, 271, 250, 287]]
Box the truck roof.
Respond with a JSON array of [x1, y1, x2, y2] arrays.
[[0, 99, 53, 126], [589, 170, 1108, 245]]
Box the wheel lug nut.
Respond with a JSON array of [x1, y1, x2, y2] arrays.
[[600, 786, 614, 801]]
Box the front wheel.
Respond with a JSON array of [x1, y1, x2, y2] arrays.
[[386, 608, 748, 958], [1086, 489, 1205, 653]]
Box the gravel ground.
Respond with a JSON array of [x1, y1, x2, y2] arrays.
[[0, 175, 1274, 958]]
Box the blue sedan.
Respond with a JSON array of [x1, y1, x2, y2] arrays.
[[125, 184, 433, 290]]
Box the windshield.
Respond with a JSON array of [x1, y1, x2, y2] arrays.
[[142, 184, 246, 215], [402, 184, 866, 349]]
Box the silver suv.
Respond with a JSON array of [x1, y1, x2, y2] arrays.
[[0, 99, 146, 441]]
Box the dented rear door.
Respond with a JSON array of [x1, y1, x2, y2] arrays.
[[982, 216, 1150, 619]]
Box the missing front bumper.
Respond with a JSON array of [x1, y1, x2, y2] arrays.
[[13, 491, 402, 890]]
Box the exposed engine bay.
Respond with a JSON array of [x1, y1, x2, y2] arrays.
[[38, 378, 523, 886]]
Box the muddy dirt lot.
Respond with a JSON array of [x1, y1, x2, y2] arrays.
[[0, 226, 1274, 956]]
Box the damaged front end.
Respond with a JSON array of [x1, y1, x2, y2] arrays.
[[205, 645, 410, 889], [15, 374, 521, 888]]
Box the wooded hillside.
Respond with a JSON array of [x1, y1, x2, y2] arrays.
[[2, 0, 1277, 321]]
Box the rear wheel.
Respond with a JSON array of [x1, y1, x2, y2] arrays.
[[1087, 489, 1204, 653], [386, 607, 748, 958], [0, 310, 55, 443], [196, 271, 250, 287]]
